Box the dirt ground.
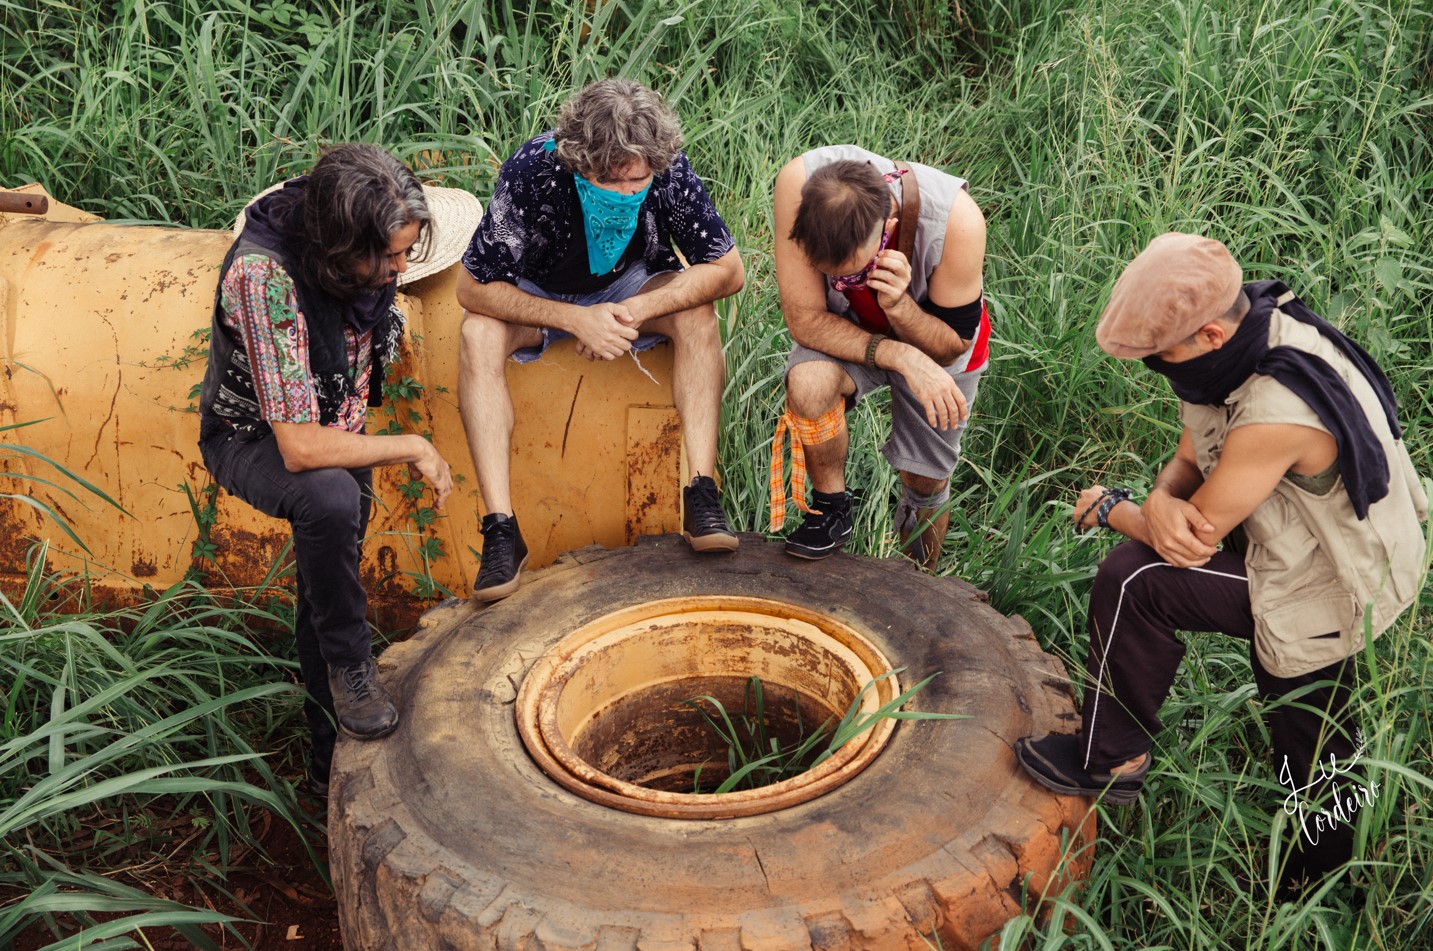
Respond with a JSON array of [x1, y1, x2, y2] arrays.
[[12, 794, 345, 951]]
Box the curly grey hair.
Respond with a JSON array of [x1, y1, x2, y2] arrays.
[[552, 79, 684, 181]]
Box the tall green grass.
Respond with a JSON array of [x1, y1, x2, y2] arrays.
[[0, 545, 318, 949], [2, 0, 1431, 947]]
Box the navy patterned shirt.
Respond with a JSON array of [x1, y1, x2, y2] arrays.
[[461, 132, 735, 293]]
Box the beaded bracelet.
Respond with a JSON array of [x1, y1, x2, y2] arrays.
[[1096, 487, 1133, 529]]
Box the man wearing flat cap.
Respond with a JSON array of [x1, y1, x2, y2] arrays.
[[1015, 232, 1427, 892]]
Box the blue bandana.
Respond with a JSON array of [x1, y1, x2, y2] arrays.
[[546, 138, 650, 274]]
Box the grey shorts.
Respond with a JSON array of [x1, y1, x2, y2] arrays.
[[785, 342, 984, 481], [511, 264, 675, 364]]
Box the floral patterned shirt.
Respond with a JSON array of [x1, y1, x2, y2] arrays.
[[461, 132, 736, 291], [218, 255, 373, 433]]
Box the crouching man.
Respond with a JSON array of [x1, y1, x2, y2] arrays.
[[770, 148, 990, 568], [1016, 233, 1427, 892], [199, 144, 456, 794]]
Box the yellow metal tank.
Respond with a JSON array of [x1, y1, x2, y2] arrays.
[[0, 186, 684, 624]]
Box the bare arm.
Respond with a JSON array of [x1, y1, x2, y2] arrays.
[[272, 422, 454, 509], [624, 248, 744, 326], [1079, 423, 1336, 567], [1084, 429, 1215, 565], [1184, 423, 1336, 540], [456, 271, 584, 333], [455, 270, 638, 361], [773, 158, 967, 431], [871, 188, 986, 365]]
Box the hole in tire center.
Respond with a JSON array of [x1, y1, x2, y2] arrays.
[[520, 600, 900, 815], [573, 674, 847, 793]]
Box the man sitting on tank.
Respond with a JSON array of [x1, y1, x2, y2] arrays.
[[198, 144, 459, 795], [1015, 233, 1427, 894], [455, 78, 746, 602], [767, 148, 990, 570]]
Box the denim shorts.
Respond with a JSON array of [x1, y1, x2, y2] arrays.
[[511, 264, 675, 364]]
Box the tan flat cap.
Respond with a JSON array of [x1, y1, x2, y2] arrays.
[[1096, 232, 1244, 358]]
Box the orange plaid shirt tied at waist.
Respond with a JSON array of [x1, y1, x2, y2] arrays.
[[768, 402, 846, 531]]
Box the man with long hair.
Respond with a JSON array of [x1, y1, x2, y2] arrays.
[[199, 144, 455, 794], [457, 78, 745, 601]]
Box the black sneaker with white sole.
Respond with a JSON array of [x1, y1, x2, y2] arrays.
[[783, 489, 854, 560]]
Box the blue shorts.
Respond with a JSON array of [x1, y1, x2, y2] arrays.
[[511, 264, 674, 364]]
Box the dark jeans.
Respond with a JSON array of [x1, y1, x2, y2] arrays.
[[1082, 541, 1361, 886], [199, 429, 374, 780]]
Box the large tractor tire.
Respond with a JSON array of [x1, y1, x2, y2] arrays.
[[329, 536, 1092, 950]]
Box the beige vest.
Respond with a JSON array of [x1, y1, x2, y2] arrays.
[[1181, 296, 1428, 677]]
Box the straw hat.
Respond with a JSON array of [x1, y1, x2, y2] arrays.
[[233, 180, 483, 286]]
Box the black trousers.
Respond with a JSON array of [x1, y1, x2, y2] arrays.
[[1081, 541, 1361, 885], [199, 428, 373, 778]]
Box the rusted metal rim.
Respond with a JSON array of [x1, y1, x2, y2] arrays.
[[515, 595, 900, 819]]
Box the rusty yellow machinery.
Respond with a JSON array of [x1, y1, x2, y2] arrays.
[[0, 185, 685, 622]]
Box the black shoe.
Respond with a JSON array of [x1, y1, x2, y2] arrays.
[[784, 490, 854, 560], [473, 512, 528, 601], [1014, 733, 1149, 806], [326, 658, 399, 740], [682, 475, 739, 552]]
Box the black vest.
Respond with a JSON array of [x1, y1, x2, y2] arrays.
[[198, 235, 401, 443]]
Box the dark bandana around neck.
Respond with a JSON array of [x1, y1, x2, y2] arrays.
[[1142, 280, 1403, 519]]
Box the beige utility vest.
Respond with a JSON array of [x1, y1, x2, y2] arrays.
[[1181, 296, 1428, 677]]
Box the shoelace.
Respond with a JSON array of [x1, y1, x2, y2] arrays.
[[481, 522, 516, 564], [342, 663, 378, 699], [794, 500, 848, 536], [688, 482, 727, 530]]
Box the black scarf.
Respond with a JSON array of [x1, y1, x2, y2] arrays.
[[235, 179, 400, 411], [1143, 280, 1402, 519], [238, 178, 396, 335]]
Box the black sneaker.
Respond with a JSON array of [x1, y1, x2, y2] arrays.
[[682, 475, 739, 552], [1014, 733, 1149, 806], [784, 490, 854, 560], [473, 512, 529, 601], [326, 658, 399, 740]]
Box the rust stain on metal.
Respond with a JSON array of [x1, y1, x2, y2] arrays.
[[624, 406, 683, 544], [26, 240, 52, 269], [132, 554, 158, 578], [141, 269, 181, 303], [0, 504, 40, 575]]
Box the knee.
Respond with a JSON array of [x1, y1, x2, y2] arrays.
[[899, 471, 948, 499], [292, 470, 364, 533], [1091, 540, 1162, 602], [785, 362, 845, 417], [664, 303, 720, 347], [460, 312, 515, 371]]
